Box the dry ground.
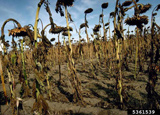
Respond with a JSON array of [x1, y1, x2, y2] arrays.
[[0, 58, 160, 115]]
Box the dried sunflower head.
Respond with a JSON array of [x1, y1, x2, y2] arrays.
[[122, 1, 132, 7], [99, 14, 104, 18], [56, 0, 74, 7], [125, 15, 148, 26], [152, 13, 157, 17], [81, 39, 85, 42], [84, 8, 93, 14], [93, 32, 98, 35], [8, 27, 28, 37], [110, 12, 115, 18], [63, 26, 73, 31], [101, 3, 108, 9], [62, 31, 72, 36], [49, 26, 64, 34], [156, 4, 160, 11], [139, 4, 151, 14], [80, 23, 88, 29], [93, 24, 101, 32]]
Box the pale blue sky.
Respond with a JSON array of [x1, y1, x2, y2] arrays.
[[0, 0, 160, 46]]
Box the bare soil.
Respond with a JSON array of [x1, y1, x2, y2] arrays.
[[0, 59, 160, 115]]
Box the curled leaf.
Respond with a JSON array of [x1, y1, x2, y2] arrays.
[[104, 22, 109, 26], [50, 38, 55, 42]]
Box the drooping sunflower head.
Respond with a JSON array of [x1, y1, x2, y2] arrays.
[[8, 26, 28, 37], [101, 3, 108, 9], [84, 8, 93, 14], [139, 4, 151, 14], [122, 1, 132, 7], [93, 24, 101, 32], [62, 31, 72, 36], [156, 4, 160, 11], [63, 26, 73, 31], [55, 0, 74, 16], [125, 15, 148, 26], [80, 23, 88, 29], [49, 26, 64, 34], [56, 0, 74, 7], [110, 12, 115, 18]]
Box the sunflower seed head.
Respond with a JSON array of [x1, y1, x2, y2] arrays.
[[49, 26, 64, 34], [101, 3, 108, 9], [93, 24, 101, 32], [122, 1, 132, 7], [156, 4, 160, 11], [139, 4, 151, 14], [110, 12, 115, 18], [56, 0, 74, 7], [8, 27, 28, 37], [62, 31, 72, 36], [125, 15, 148, 26], [84, 8, 93, 14]]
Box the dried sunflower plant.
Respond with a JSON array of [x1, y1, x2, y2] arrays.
[[1, 0, 160, 114], [55, 0, 85, 105]]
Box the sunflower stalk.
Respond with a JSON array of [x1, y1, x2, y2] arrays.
[[0, 57, 8, 105], [20, 39, 28, 86], [33, 0, 47, 114], [46, 73, 52, 100], [134, 27, 139, 79], [58, 33, 62, 85], [65, 5, 85, 105]]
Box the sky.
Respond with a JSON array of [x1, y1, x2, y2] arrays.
[[0, 0, 160, 50]]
